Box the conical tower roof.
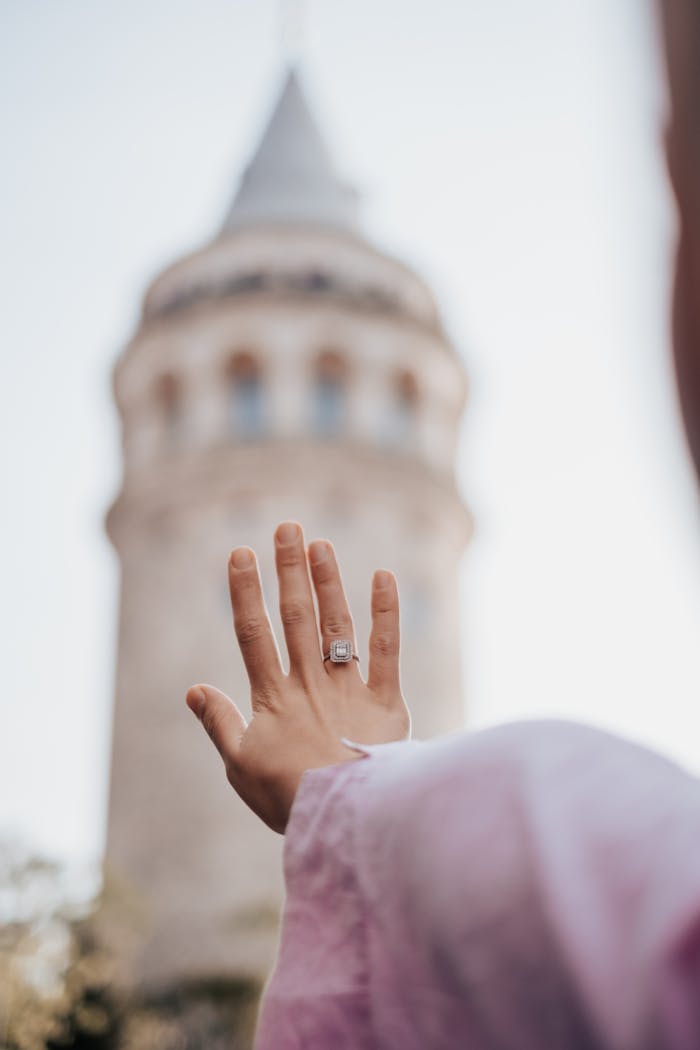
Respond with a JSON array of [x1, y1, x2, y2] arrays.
[[222, 68, 360, 233]]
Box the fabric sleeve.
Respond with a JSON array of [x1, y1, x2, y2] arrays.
[[350, 721, 700, 1050], [352, 722, 700, 1050], [253, 723, 700, 1050], [253, 755, 375, 1050]]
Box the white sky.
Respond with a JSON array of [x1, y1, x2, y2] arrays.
[[1, 0, 699, 869]]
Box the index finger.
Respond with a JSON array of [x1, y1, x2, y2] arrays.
[[228, 546, 284, 704]]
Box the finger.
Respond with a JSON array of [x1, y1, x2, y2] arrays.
[[186, 684, 247, 767], [274, 521, 323, 682], [366, 570, 401, 695], [228, 546, 284, 704], [307, 539, 360, 678]]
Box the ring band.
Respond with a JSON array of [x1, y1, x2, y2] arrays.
[[323, 639, 359, 664]]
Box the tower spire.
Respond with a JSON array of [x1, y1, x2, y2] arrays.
[[222, 68, 360, 233], [278, 0, 305, 65]]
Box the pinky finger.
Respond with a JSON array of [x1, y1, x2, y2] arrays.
[[366, 570, 401, 696]]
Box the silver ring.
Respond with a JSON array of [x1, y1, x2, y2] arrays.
[[323, 639, 360, 664]]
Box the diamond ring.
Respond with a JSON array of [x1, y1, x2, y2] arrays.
[[323, 639, 360, 664]]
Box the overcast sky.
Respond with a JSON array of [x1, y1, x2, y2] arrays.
[[1, 0, 699, 870]]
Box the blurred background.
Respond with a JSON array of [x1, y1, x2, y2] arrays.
[[2, 1, 700, 1047]]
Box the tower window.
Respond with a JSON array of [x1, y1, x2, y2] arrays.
[[224, 272, 267, 295], [382, 370, 420, 449], [156, 372, 184, 445], [301, 270, 334, 293], [312, 351, 348, 438], [227, 352, 266, 440]]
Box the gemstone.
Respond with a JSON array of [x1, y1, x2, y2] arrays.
[[330, 640, 352, 661]]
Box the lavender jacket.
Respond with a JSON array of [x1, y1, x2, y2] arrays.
[[255, 721, 700, 1049]]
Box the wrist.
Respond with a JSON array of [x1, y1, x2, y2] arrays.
[[282, 745, 363, 831]]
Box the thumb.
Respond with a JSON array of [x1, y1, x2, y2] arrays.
[[186, 683, 247, 764]]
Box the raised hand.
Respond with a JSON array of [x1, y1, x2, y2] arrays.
[[186, 521, 411, 833]]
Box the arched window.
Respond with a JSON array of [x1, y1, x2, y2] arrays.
[[382, 369, 420, 449], [227, 351, 265, 440], [156, 372, 183, 445], [312, 350, 348, 438]]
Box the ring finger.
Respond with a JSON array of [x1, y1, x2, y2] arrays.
[[307, 539, 360, 677]]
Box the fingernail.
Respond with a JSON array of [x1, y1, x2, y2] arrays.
[[230, 547, 254, 569], [308, 540, 330, 565], [375, 570, 392, 587], [187, 687, 206, 718], [276, 521, 300, 545]]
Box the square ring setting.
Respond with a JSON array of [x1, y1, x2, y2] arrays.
[[329, 639, 353, 662]]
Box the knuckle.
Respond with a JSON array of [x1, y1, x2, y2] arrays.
[[323, 615, 351, 637], [312, 561, 335, 585], [276, 547, 302, 569], [371, 631, 398, 658], [373, 597, 396, 615], [236, 616, 266, 647], [279, 598, 309, 626], [233, 570, 258, 592], [253, 686, 278, 712], [201, 704, 227, 743]]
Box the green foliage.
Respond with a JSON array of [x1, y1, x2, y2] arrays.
[[0, 847, 261, 1050], [0, 845, 114, 1050], [116, 979, 260, 1050]]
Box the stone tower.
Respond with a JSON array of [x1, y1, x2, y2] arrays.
[[105, 69, 470, 989]]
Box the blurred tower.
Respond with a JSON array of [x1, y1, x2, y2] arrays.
[[105, 69, 470, 988]]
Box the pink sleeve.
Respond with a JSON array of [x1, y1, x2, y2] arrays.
[[254, 723, 700, 1050], [253, 757, 375, 1050]]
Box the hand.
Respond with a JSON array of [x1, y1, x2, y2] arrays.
[[186, 521, 411, 833]]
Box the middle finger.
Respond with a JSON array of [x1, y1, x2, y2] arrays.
[[274, 520, 323, 683]]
